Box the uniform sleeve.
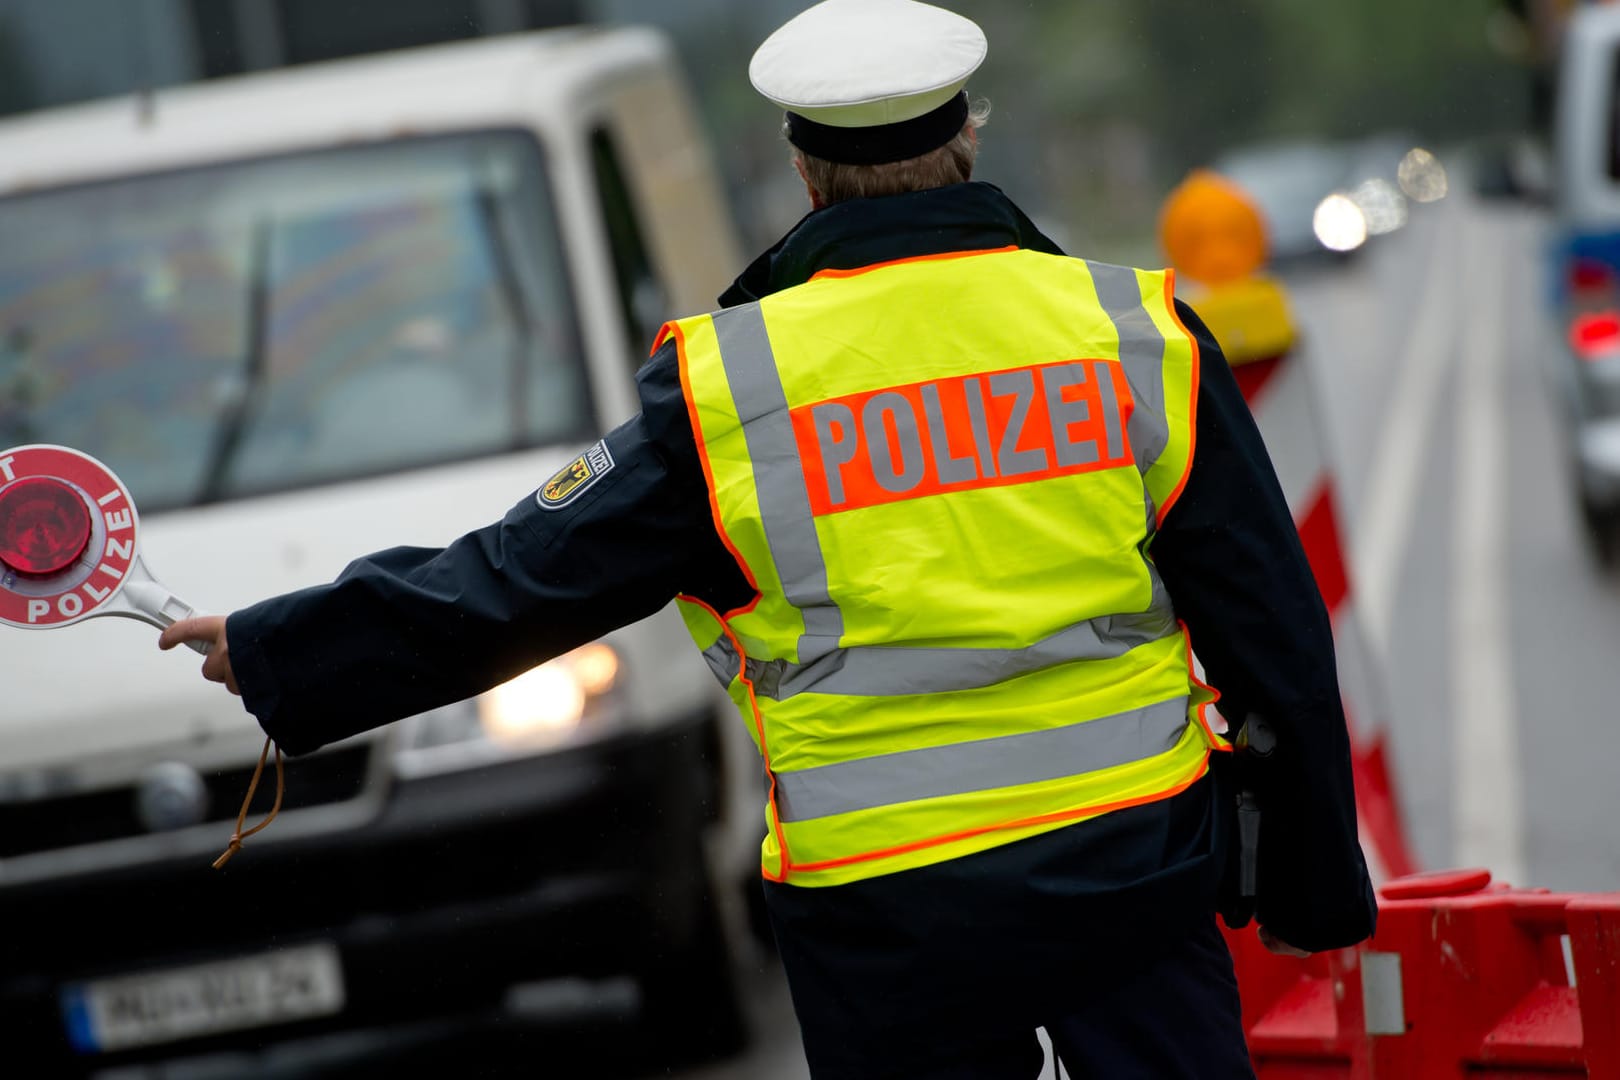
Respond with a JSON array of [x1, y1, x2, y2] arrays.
[[1152, 301, 1378, 952], [226, 342, 743, 756]]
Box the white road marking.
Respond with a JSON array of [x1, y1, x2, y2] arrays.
[[1451, 222, 1526, 884], [1352, 207, 1461, 655]]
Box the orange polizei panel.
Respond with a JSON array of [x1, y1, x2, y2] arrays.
[[789, 358, 1136, 517]]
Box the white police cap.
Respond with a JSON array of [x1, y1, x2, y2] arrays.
[[749, 0, 987, 165]]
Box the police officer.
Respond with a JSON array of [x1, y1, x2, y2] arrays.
[[163, 2, 1377, 1076]]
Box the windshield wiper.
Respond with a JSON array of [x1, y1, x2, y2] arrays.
[[198, 220, 272, 504], [473, 184, 533, 443]]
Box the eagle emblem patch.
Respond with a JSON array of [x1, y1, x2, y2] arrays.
[[537, 441, 615, 510]]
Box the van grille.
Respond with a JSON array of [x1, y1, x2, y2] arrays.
[[0, 746, 373, 859]]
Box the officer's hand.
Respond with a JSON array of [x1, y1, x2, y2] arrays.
[[159, 616, 239, 695], [1258, 927, 1311, 958]]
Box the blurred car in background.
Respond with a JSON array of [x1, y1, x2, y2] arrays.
[[1551, 3, 1620, 564], [0, 27, 764, 1075], [1216, 140, 1360, 262], [1214, 135, 1444, 265]]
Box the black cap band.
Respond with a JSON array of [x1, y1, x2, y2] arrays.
[[786, 91, 969, 166]]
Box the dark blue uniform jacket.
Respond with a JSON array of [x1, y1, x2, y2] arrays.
[[226, 183, 1376, 1022]]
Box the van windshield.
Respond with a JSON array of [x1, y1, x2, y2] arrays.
[[0, 131, 589, 512]]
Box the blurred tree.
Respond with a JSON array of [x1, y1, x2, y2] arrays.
[[1019, 0, 1524, 172], [957, 0, 1522, 260], [1126, 0, 1277, 165], [0, 25, 31, 116], [0, 0, 1530, 258], [1257, 0, 1525, 143]]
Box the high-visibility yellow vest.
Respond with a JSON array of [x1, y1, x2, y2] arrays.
[[659, 246, 1229, 887]]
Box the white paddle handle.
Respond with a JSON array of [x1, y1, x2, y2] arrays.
[[123, 578, 212, 655]]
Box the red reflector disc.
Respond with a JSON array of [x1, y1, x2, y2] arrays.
[[0, 476, 93, 577], [1571, 311, 1620, 357]]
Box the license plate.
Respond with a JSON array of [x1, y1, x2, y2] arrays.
[[61, 943, 344, 1054]]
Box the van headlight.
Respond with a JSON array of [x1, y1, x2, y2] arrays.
[[393, 643, 623, 778]]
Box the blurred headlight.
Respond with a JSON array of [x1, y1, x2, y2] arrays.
[[394, 643, 623, 777], [1397, 148, 1448, 203], [1313, 194, 1368, 253], [1350, 178, 1408, 236], [480, 651, 605, 745], [566, 641, 620, 697]]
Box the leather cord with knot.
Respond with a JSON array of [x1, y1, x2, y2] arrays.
[[213, 736, 284, 869]]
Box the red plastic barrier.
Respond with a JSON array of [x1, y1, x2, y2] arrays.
[[1567, 897, 1620, 1078], [1226, 869, 1620, 1078], [1224, 922, 1362, 1078]]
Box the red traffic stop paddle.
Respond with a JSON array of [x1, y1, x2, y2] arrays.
[[0, 444, 210, 653]]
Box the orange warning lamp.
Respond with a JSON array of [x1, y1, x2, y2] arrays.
[[1158, 169, 1268, 286]]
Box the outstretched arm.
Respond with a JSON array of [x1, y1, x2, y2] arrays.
[[158, 342, 741, 756]]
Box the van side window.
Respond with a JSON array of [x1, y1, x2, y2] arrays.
[[589, 127, 669, 367]]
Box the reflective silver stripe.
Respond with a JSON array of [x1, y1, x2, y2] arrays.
[[742, 572, 1176, 700], [1086, 261, 1169, 526], [698, 573, 1174, 696], [712, 304, 845, 662], [699, 633, 741, 686], [774, 694, 1192, 823]]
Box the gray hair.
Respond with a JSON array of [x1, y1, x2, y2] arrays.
[[791, 98, 991, 204]]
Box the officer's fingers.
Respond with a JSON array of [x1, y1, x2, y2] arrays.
[[160, 616, 238, 695], [219, 657, 242, 697], [199, 641, 236, 691], [1258, 927, 1312, 958], [160, 615, 225, 652]]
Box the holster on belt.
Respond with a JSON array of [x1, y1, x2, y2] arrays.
[[1217, 713, 1276, 930]]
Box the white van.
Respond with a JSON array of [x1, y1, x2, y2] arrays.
[[0, 28, 762, 1073], [1553, 4, 1620, 564]]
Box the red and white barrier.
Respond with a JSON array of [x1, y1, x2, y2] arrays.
[[1224, 868, 1620, 1078], [1228, 351, 1418, 883]]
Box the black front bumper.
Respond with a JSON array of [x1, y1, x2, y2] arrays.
[[0, 707, 725, 1073]]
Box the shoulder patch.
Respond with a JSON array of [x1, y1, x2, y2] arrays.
[[537, 441, 615, 510]]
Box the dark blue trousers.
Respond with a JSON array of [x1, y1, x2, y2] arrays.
[[787, 913, 1256, 1079], [767, 779, 1255, 1079], [899, 916, 1256, 1080]]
